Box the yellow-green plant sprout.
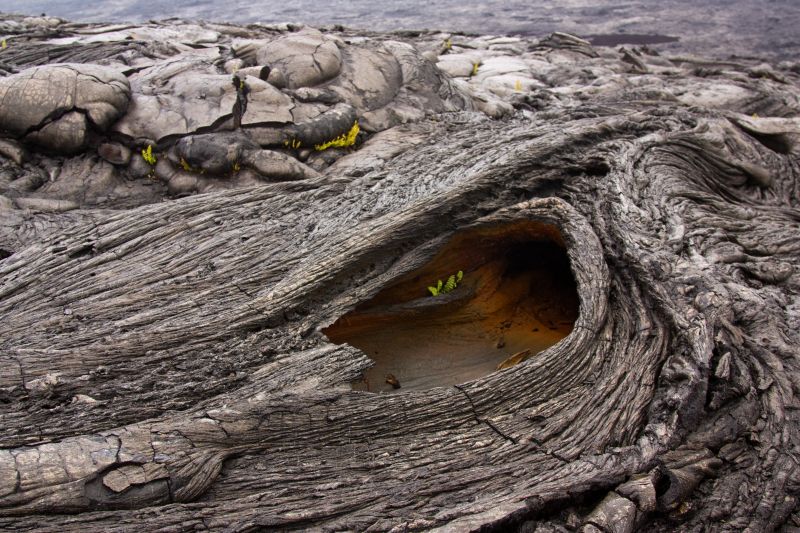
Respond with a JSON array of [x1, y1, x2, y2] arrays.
[[443, 38, 452, 51], [283, 138, 302, 149], [428, 270, 463, 296], [1, 39, 6, 50], [232, 161, 241, 173], [179, 158, 204, 174], [428, 279, 443, 296], [442, 271, 462, 292], [141, 145, 157, 166], [314, 121, 359, 151], [471, 62, 480, 76]]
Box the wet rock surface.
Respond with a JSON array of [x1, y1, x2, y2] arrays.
[[0, 13, 799, 533]]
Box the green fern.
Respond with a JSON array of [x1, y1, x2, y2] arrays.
[[428, 279, 443, 296], [428, 270, 463, 296], [141, 145, 157, 166]]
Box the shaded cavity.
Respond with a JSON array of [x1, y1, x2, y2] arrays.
[[323, 221, 579, 393], [744, 129, 793, 155]]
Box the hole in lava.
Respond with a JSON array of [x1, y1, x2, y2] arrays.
[[323, 221, 580, 392]]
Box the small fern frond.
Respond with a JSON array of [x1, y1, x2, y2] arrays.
[[141, 145, 157, 166], [427, 272, 463, 297]]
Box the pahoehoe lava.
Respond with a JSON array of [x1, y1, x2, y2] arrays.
[[0, 13, 799, 533]]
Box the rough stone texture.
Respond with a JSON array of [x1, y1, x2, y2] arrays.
[[0, 63, 130, 153], [112, 55, 294, 142], [257, 29, 343, 89], [0, 14, 799, 533]]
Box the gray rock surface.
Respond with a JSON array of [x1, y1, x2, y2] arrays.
[[0, 63, 130, 153], [112, 55, 295, 142], [4, 0, 798, 62], [257, 29, 343, 89], [0, 14, 799, 533], [0, 18, 796, 212]]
